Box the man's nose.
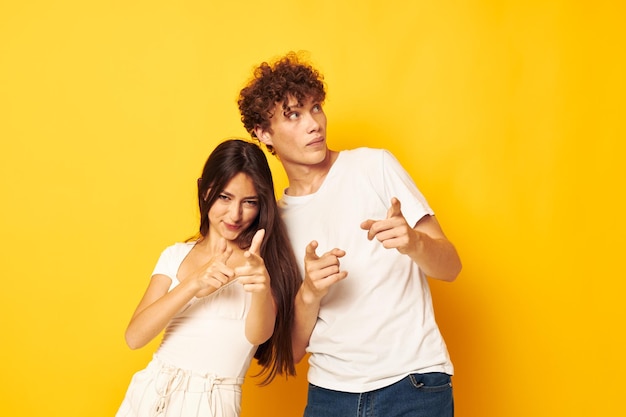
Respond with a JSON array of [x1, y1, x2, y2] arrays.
[[305, 112, 320, 133]]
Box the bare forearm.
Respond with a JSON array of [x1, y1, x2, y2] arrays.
[[245, 291, 276, 345], [408, 232, 462, 282], [125, 283, 197, 349], [292, 287, 320, 363]]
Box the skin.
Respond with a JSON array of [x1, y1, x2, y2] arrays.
[[256, 96, 462, 363], [124, 173, 276, 350], [254, 96, 335, 197]]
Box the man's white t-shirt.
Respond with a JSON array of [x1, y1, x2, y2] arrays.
[[279, 148, 453, 393]]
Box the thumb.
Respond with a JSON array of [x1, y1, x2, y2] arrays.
[[248, 229, 265, 256], [305, 240, 319, 261], [386, 197, 402, 219]]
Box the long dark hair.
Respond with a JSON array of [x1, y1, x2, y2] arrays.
[[196, 139, 301, 384]]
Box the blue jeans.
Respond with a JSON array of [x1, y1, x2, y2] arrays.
[[303, 373, 453, 417]]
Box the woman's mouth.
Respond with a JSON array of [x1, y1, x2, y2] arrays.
[[224, 223, 241, 232]]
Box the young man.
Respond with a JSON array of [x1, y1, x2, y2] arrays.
[[238, 52, 462, 417]]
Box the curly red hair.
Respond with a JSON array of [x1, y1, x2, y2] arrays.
[[237, 52, 326, 152]]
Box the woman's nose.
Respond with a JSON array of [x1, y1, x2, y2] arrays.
[[229, 203, 242, 221]]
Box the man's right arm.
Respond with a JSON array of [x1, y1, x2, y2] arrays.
[[292, 241, 348, 363]]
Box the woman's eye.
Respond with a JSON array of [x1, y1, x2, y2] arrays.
[[244, 200, 258, 207], [288, 112, 299, 120], [218, 194, 230, 201], [312, 104, 322, 112]]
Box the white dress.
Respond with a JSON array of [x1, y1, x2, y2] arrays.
[[117, 242, 256, 417]]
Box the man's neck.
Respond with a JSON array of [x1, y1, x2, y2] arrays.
[[284, 150, 339, 196]]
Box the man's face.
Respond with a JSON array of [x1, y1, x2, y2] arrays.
[[258, 95, 328, 167]]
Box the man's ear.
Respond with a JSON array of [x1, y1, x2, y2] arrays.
[[254, 126, 272, 147]]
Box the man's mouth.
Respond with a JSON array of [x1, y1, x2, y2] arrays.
[[307, 136, 325, 146]]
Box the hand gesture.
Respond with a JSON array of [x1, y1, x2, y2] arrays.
[[360, 197, 418, 255], [194, 238, 235, 297], [301, 240, 348, 302], [235, 229, 271, 294]]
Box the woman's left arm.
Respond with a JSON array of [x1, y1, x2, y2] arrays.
[[235, 229, 277, 345]]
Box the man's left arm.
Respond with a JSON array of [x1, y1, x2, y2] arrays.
[[409, 213, 461, 281], [360, 197, 462, 282]]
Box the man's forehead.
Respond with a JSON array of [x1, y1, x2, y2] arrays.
[[283, 102, 301, 111], [282, 95, 314, 109]]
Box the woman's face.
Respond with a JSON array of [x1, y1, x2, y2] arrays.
[[207, 172, 260, 241]]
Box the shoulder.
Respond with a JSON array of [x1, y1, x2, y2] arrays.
[[337, 147, 391, 167], [340, 147, 386, 158], [152, 242, 195, 283], [338, 147, 402, 172], [158, 241, 196, 259]]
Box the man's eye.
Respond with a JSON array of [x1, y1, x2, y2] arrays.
[[288, 112, 299, 120]]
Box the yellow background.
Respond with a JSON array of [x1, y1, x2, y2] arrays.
[[1, 1, 624, 416]]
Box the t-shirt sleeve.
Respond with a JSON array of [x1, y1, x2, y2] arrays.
[[380, 149, 434, 227], [152, 248, 169, 276], [151, 245, 180, 290], [152, 244, 188, 291]]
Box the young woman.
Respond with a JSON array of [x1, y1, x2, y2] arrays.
[[116, 139, 301, 417]]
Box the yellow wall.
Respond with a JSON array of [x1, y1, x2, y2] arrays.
[[1, 1, 624, 416]]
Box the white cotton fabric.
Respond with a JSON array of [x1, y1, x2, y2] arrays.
[[116, 242, 255, 417], [279, 148, 453, 393], [116, 356, 244, 417]]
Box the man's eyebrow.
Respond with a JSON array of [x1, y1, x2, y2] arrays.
[[283, 101, 303, 111]]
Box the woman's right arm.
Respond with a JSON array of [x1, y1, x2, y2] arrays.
[[124, 275, 199, 349], [125, 241, 235, 349]]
